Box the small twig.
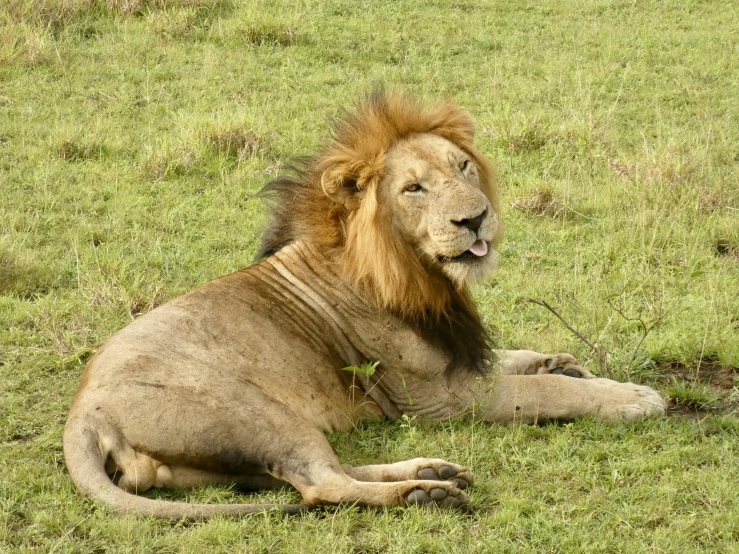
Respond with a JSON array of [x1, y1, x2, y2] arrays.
[[608, 298, 676, 373], [49, 514, 92, 553], [607, 300, 648, 371], [527, 299, 597, 351], [527, 298, 609, 376]]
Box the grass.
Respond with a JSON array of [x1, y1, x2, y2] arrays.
[[1, 0, 738, 551]]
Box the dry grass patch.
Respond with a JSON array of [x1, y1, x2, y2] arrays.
[[0, 250, 55, 298], [0, 21, 50, 64], [0, 0, 228, 62], [485, 118, 551, 153], [242, 21, 299, 46], [511, 189, 567, 218], [715, 238, 739, 260], [141, 147, 198, 180], [609, 144, 700, 189], [696, 191, 729, 214], [56, 139, 109, 162], [3, 0, 225, 26], [147, 7, 199, 37], [607, 157, 637, 180], [203, 128, 266, 161]]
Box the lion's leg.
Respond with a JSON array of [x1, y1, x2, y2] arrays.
[[152, 465, 284, 491], [263, 422, 470, 508], [94, 382, 470, 509], [103, 414, 470, 507], [473, 374, 665, 423], [342, 458, 472, 490], [494, 349, 595, 379], [104, 443, 284, 493]]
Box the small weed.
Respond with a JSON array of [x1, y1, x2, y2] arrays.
[[665, 379, 722, 411], [342, 361, 379, 377]]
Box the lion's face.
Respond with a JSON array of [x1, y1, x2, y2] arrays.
[[379, 133, 500, 286]]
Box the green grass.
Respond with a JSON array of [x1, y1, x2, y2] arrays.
[[1, 0, 738, 551]]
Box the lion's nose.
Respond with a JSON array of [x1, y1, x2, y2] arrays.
[[451, 208, 487, 234]]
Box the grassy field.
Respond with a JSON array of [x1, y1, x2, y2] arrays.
[[2, 0, 738, 551]]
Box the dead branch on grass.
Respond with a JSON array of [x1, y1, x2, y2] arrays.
[[526, 298, 610, 377], [607, 298, 676, 373]]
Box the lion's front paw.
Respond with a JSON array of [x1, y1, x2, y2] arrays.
[[592, 379, 666, 421], [537, 354, 595, 379]]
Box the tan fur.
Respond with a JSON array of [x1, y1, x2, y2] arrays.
[[64, 92, 665, 519]]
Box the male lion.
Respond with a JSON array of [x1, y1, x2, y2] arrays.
[[64, 92, 665, 518]]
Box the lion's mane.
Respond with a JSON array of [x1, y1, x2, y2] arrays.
[[258, 91, 500, 372]]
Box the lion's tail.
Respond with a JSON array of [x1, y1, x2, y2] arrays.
[[62, 417, 306, 519]]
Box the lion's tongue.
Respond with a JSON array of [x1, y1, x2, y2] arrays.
[[469, 240, 488, 257]]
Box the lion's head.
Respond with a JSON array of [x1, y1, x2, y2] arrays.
[[259, 91, 502, 322], [374, 132, 501, 286]]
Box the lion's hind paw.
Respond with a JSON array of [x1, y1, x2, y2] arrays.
[[416, 463, 471, 490], [405, 480, 470, 508]]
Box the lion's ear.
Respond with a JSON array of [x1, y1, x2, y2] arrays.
[[320, 167, 359, 206]]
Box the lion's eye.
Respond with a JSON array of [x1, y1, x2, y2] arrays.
[[404, 183, 423, 193], [459, 159, 470, 172]]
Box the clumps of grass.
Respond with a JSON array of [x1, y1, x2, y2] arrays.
[[80, 268, 169, 318], [511, 189, 566, 218], [128, 287, 168, 317], [202, 128, 265, 161], [608, 145, 700, 190], [486, 118, 551, 152], [5, 0, 225, 25], [665, 379, 722, 411], [640, 149, 698, 189], [607, 157, 637, 180], [696, 190, 728, 214], [1, 0, 227, 63], [141, 147, 197, 181], [2, 0, 88, 33], [56, 139, 109, 162], [0, 21, 51, 64], [106, 0, 217, 14], [146, 7, 199, 38], [242, 21, 298, 46], [0, 248, 56, 298], [715, 238, 738, 260], [707, 414, 739, 435]]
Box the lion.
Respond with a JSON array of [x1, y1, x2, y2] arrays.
[[64, 91, 665, 518]]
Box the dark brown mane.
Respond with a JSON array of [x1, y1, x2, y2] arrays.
[[257, 91, 497, 370]]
